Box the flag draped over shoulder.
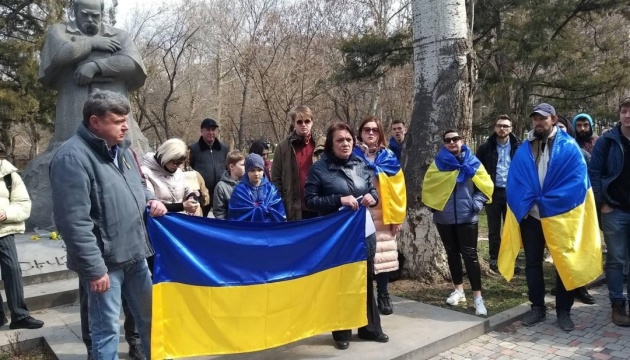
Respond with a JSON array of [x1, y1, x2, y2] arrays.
[[227, 177, 286, 222], [147, 208, 368, 359], [498, 129, 602, 290], [422, 145, 494, 210], [353, 147, 407, 224]]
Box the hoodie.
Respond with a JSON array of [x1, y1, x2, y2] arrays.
[[572, 113, 598, 154], [140, 153, 190, 204], [212, 170, 240, 219]]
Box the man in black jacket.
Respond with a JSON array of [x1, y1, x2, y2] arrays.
[[476, 115, 521, 272], [189, 118, 229, 216]]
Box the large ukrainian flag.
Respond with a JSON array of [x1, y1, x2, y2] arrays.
[[353, 147, 407, 223], [146, 208, 368, 359], [422, 145, 494, 210], [498, 129, 602, 289]]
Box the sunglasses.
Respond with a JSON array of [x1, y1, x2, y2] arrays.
[[443, 136, 462, 144], [296, 119, 312, 126], [495, 124, 511, 129], [172, 158, 186, 165], [362, 127, 379, 134]]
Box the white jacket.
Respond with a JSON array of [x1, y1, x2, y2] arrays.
[[0, 160, 31, 237]]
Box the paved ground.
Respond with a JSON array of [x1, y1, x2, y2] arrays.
[[431, 284, 630, 360]]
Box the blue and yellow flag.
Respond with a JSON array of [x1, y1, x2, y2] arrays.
[[353, 147, 407, 224], [146, 208, 368, 359], [498, 129, 602, 289], [422, 145, 494, 210]]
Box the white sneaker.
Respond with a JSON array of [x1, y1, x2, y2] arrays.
[[474, 297, 487, 316], [446, 290, 466, 305]]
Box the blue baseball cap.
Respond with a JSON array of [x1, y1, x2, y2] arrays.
[[529, 103, 556, 117]]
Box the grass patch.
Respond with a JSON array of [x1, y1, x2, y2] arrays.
[[390, 241, 558, 317], [478, 209, 488, 237]]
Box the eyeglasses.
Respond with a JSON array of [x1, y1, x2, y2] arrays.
[[296, 119, 312, 126], [495, 124, 511, 129], [443, 136, 462, 144], [362, 127, 379, 134]]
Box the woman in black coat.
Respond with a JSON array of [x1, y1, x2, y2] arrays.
[[304, 122, 388, 350]]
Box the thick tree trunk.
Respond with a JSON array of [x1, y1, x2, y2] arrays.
[[400, 0, 474, 282]]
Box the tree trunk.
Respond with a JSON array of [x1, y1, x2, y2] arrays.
[[238, 70, 251, 150], [400, 0, 474, 282]]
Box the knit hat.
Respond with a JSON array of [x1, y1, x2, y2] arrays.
[[244, 153, 265, 173], [556, 116, 576, 138]]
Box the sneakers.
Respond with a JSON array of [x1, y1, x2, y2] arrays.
[[611, 301, 630, 327], [9, 316, 44, 329], [521, 307, 546, 326], [129, 343, 146, 360], [489, 260, 499, 272], [377, 294, 393, 315], [474, 297, 487, 316], [557, 311, 575, 331], [446, 290, 466, 305]]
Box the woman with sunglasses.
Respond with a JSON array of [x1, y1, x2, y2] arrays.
[[353, 116, 407, 316], [140, 138, 201, 216], [422, 130, 494, 316]]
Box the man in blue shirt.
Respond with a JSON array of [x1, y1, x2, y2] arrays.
[[476, 115, 521, 272]]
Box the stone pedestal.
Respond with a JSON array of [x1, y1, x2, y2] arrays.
[[22, 115, 150, 230]]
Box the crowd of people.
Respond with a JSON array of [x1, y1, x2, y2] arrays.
[[0, 88, 624, 359]]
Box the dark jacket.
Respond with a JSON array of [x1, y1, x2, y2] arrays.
[[590, 125, 625, 208], [50, 124, 155, 280], [432, 177, 488, 225], [271, 131, 325, 220], [388, 137, 402, 161], [304, 153, 378, 216], [212, 170, 239, 219], [475, 133, 521, 185], [189, 137, 229, 195]]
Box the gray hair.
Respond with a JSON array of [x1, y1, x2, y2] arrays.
[[83, 90, 131, 126]]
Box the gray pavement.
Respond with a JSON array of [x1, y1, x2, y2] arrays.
[[431, 284, 628, 360]]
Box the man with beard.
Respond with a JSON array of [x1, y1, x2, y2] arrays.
[[39, 0, 147, 148], [476, 115, 521, 272], [573, 113, 598, 155], [499, 103, 602, 332]]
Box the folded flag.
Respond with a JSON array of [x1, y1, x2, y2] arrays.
[[498, 129, 602, 289], [147, 208, 368, 359], [353, 147, 407, 224], [422, 145, 493, 210]]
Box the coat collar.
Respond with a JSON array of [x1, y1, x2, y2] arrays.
[[77, 124, 130, 161], [197, 136, 223, 151]]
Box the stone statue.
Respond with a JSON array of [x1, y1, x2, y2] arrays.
[[23, 0, 150, 229], [38, 0, 149, 150]]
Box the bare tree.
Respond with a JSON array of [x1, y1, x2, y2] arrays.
[[400, 0, 474, 280]]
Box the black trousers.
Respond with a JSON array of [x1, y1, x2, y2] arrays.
[[486, 188, 507, 261], [79, 280, 140, 349], [521, 216, 574, 313], [332, 233, 383, 342], [435, 223, 482, 291], [0, 235, 30, 321]]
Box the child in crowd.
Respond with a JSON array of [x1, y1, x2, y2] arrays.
[[228, 154, 286, 222], [212, 151, 246, 219]]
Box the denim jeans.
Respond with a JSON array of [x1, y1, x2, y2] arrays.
[[521, 216, 574, 313], [602, 208, 630, 303], [83, 260, 152, 359]]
